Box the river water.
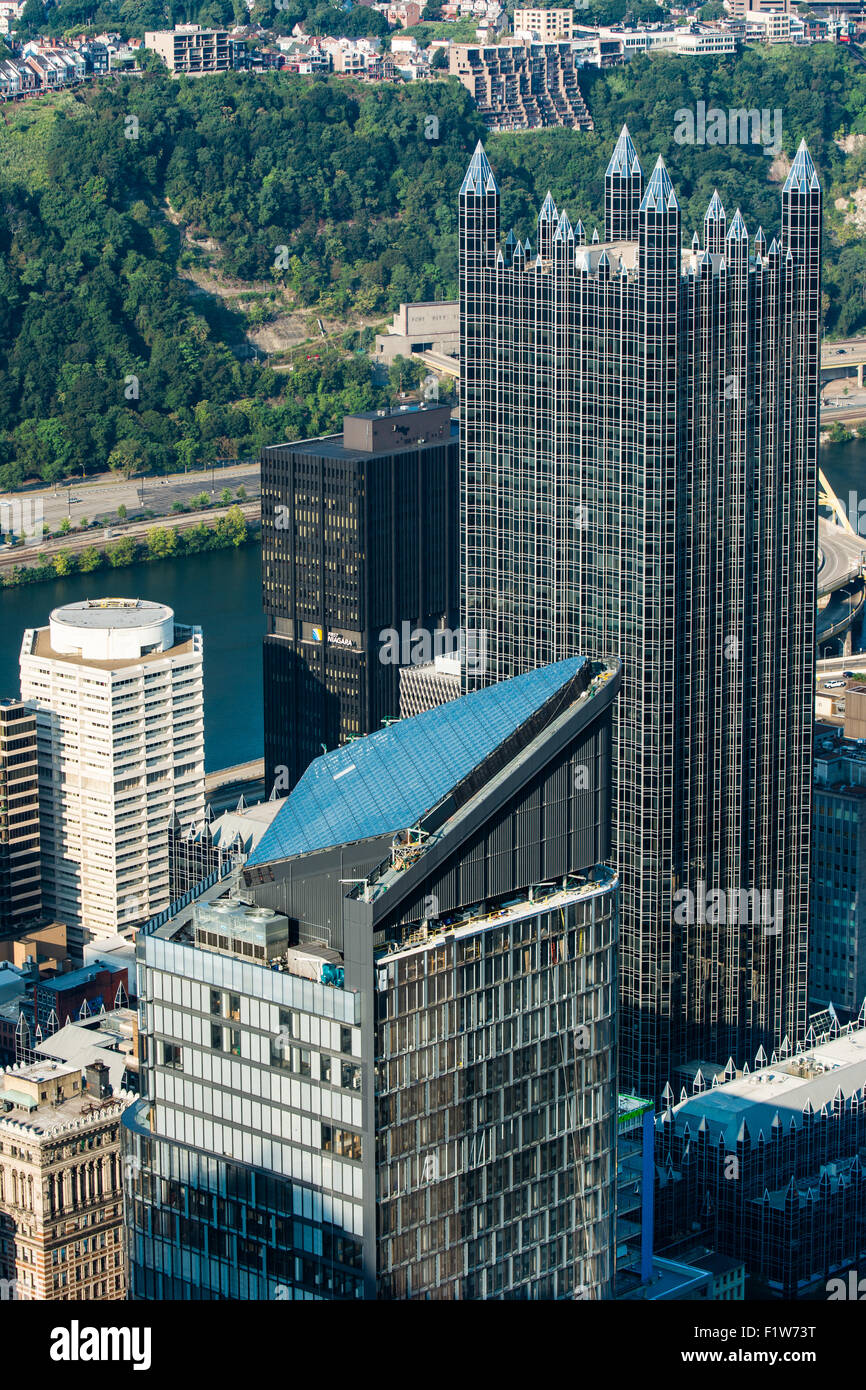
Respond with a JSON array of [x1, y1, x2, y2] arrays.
[[0, 544, 265, 772], [0, 441, 863, 772]]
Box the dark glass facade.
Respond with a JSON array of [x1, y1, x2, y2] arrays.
[[0, 699, 41, 937], [459, 134, 821, 1100], [261, 407, 459, 793]]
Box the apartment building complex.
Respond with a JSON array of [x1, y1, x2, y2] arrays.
[[0, 700, 40, 939], [0, 1060, 132, 1300], [513, 8, 574, 40], [20, 599, 205, 952], [449, 40, 593, 131], [143, 25, 241, 74]]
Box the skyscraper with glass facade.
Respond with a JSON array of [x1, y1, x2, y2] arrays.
[[261, 404, 459, 796], [459, 130, 821, 1099], [124, 655, 621, 1299]]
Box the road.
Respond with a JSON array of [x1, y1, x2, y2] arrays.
[[822, 336, 866, 367], [17, 461, 260, 533], [0, 500, 261, 572], [817, 519, 866, 597]]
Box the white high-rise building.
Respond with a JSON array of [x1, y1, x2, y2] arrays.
[[20, 599, 205, 951]]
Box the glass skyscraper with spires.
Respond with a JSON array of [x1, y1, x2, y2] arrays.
[[459, 129, 821, 1100]]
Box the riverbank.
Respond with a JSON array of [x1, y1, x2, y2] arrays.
[[0, 543, 265, 771], [0, 504, 259, 587]]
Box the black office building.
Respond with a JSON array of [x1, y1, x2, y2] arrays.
[[261, 404, 459, 793], [460, 132, 821, 1101]]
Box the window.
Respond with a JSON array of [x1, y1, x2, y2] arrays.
[[210, 989, 222, 1017], [341, 1061, 361, 1092], [162, 1042, 183, 1070], [321, 1125, 362, 1161], [340, 1026, 353, 1055], [211, 1023, 223, 1050]]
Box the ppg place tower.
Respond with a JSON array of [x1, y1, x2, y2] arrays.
[[459, 130, 821, 1099]]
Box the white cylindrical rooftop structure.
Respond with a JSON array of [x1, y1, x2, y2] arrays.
[[48, 599, 175, 661]]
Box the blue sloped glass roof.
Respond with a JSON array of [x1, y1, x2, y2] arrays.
[[248, 656, 586, 866]]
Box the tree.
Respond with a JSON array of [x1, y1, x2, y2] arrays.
[[431, 47, 449, 70], [388, 355, 423, 394], [59, 517, 71, 534], [117, 504, 128, 521], [220, 486, 233, 505], [79, 546, 102, 572], [108, 440, 146, 478], [136, 47, 167, 72], [215, 505, 248, 547], [53, 551, 74, 576], [146, 526, 178, 558], [107, 537, 138, 568], [827, 421, 853, 444]]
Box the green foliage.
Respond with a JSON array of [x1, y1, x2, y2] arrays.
[[1, 50, 865, 488], [826, 421, 854, 443], [388, 354, 425, 394], [1, 512, 256, 587], [79, 545, 101, 571]]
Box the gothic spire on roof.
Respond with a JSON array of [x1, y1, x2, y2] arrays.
[[538, 189, 558, 223], [639, 155, 678, 213], [782, 138, 820, 195], [605, 123, 642, 180], [705, 188, 725, 222], [553, 210, 573, 242], [460, 140, 498, 197], [727, 208, 748, 242]]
